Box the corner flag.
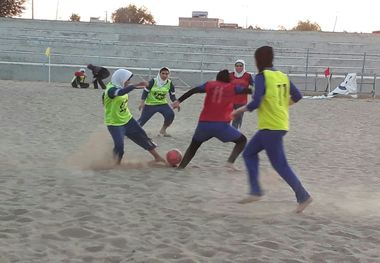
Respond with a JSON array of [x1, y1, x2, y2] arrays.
[[324, 67, 330, 77], [45, 47, 51, 57]]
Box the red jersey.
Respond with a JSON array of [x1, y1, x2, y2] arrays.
[[230, 72, 252, 105], [74, 71, 86, 77], [199, 81, 236, 122]]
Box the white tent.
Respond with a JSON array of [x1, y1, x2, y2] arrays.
[[328, 73, 358, 98]]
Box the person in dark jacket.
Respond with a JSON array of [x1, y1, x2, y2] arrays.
[[87, 64, 110, 89]]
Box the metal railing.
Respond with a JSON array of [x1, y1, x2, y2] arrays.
[[0, 45, 379, 95]]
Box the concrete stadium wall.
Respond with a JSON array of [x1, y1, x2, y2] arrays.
[[1, 18, 380, 92]]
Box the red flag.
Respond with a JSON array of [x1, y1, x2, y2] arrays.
[[324, 67, 330, 77]]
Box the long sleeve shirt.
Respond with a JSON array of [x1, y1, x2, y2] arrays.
[[178, 83, 251, 103], [246, 69, 302, 112], [102, 85, 137, 104]]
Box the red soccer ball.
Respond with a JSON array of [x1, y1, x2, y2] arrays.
[[166, 149, 182, 167]]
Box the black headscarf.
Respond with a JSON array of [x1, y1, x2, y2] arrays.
[[216, 69, 230, 83], [255, 46, 274, 73]]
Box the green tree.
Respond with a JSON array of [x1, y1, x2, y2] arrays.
[[0, 0, 26, 17], [70, 13, 80, 22], [248, 25, 262, 30], [292, 20, 321, 31], [112, 4, 155, 24]]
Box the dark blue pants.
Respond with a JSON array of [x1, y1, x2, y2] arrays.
[[178, 122, 246, 169], [93, 69, 110, 89], [193, 122, 242, 142], [107, 118, 156, 163], [232, 104, 245, 129], [243, 130, 310, 203], [138, 104, 175, 127]]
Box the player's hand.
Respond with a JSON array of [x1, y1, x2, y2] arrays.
[[171, 100, 180, 111], [231, 106, 246, 119], [230, 110, 238, 120], [135, 81, 149, 88], [138, 101, 145, 111]]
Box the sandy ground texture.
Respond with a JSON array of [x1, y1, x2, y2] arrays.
[[0, 80, 379, 263]]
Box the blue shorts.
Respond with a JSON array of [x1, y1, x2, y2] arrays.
[[192, 121, 242, 143]]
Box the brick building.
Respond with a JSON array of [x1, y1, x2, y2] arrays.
[[179, 11, 228, 28]]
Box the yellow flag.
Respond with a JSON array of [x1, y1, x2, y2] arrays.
[[45, 47, 51, 57]]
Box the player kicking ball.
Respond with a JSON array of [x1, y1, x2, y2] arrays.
[[172, 69, 251, 170]]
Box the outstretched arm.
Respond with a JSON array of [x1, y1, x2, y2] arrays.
[[141, 79, 154, 100], [108, 82, 148, 99], [172, 83, 206, 110], [245, 74, 265, 112], [177, 84, 206, 103], [231, 74, 265, 119]]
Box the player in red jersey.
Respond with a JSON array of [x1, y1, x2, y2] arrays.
[[172, 69, 251, 169], [230, 59, 254, 129]]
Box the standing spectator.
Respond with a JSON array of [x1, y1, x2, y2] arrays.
[[87, 64, 110, 89], [230, 59, 254, 129]]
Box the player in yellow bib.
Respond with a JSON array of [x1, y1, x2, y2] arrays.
[[232, 46, 312, 213], [103, 69, 166, 165], [138, 67, 179, 136]]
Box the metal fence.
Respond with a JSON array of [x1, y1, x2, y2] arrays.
[[0, 44, 379, 95]]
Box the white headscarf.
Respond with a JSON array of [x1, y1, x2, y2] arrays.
[[156, 67, 170, 87], [234, 59, 246, 78], [111, 69, 133, 88]]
